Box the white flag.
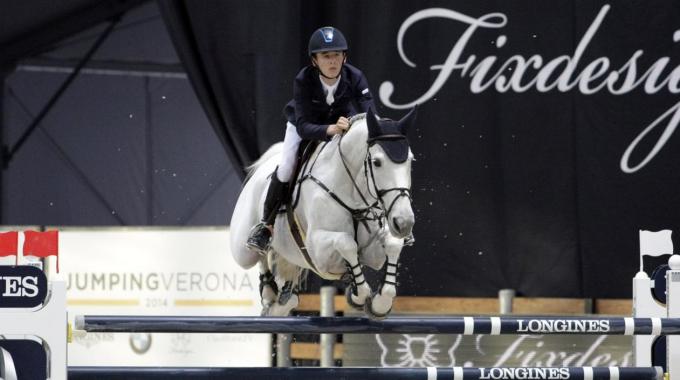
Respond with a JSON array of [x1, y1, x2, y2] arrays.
[[639, 229, 674, 257]]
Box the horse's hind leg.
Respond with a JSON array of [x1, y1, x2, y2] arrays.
[[262, 253, 301, 316], [366, 235, 403, 318]]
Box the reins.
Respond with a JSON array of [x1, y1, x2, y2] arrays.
[[295, 115, 412, 237]]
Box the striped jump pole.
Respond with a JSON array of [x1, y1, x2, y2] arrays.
[[75, 315, 680, 335], [67, 366, 663, 380]]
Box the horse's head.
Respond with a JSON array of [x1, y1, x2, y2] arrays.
[[365, 107, 416, 239]]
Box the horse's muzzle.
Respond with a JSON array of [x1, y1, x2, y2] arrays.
[[391, 216, 414, 239]]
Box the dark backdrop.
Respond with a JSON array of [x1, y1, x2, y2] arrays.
[[160, 0, 680, 298]]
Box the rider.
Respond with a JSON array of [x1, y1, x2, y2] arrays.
[[246, 26, 376, 254]]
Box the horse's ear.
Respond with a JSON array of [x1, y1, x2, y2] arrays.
[[398, 105, 418, 135], [366, 107, 380, 138]]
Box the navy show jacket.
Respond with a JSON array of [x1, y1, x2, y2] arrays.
[[284, 63, 375, 141]]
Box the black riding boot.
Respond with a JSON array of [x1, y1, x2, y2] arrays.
[[246, 170, 289, 254]]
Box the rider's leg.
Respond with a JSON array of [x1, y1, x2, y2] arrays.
[[246, 123, 300, 254], [276, 122, 301, 183], [246, 169, 288, 253]]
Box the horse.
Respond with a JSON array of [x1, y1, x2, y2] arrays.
[[230, 108, 416, 318]]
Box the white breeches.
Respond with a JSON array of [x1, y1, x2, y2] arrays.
[[277, 122, 302, 182]]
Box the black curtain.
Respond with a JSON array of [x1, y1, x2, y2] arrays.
[[0, 0, 148, 73], [158, 0, 680, 298], [158, 0, 299, 176]]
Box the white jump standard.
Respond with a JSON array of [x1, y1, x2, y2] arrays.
[[0, 280, 66, 380]]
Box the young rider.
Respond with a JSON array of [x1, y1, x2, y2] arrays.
[[246, 26, 376, 254]]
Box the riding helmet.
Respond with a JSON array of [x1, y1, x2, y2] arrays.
[[308, 26, 348, 56]]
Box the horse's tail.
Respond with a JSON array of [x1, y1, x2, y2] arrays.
[[244, 142, 283, 182]]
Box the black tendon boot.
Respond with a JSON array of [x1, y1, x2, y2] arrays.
[[246, 170, 289, 254]]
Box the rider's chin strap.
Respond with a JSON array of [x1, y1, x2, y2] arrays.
[[318, 68, 341, 80], [312, 54, 345, 80]]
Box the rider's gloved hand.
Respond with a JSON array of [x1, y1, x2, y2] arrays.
[[326, 116, 350, 135]]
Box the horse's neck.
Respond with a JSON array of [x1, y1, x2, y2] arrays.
[[312, 123, 370, 205]]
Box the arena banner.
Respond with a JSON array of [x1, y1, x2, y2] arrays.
[[161, 1, 680, 297], [344, 328, 632, 367], [60, 228, 270, 367]]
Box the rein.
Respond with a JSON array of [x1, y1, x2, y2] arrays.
[[296, 117, 412, 237], [297, 137, 383, 233]]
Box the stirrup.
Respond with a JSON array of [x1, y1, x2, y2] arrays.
[[278, 281, 298, 305], [246, 223, 272, 255]]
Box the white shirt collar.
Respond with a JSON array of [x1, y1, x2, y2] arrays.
[[320, 75, 340, 105], [320, 75, 340, 94]]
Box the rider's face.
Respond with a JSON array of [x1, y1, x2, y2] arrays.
[[312, 51, 346, 78]]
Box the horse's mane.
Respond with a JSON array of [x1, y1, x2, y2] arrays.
[[348, 112, 366, 126]]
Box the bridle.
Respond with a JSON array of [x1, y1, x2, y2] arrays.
[[296, 118, 412, 237], [365, 134, 413, 220]]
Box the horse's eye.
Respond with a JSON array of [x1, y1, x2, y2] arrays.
[[373, 158, 382, 167]]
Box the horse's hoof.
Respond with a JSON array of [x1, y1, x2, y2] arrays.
[[345, 286, 365, 311], [278, 281, 296, 305], [260, 286, 277, 308], [364, 291, 392, 320], [266, 294, 299, 316]]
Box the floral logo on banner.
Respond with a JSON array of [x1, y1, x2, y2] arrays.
[[0, 230, 59, 271], [376, 333, 463, 367]]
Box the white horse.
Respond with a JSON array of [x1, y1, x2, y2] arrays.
[[230, 108, 416, 318]]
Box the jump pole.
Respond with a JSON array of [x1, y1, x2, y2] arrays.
[[67, 366, 664, 380], [75, 315, 680, 335]]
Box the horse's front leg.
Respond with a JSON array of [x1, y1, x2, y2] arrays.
[[308, 230, 372, 308], [366, 234, 403, 318], [258, 255, 278, 315]]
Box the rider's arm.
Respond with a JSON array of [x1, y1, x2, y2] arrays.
[[293, 74, 333, 141], [353, 70, 376, 114]]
